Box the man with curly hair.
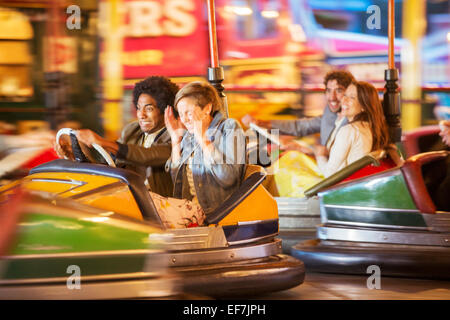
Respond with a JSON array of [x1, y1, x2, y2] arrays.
[[76, 76, 179, 196]]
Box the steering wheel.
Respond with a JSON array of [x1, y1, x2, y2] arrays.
[[56, 128, 116, 167]]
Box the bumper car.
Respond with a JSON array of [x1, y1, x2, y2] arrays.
[[274, 123, 450, 253], [0, 189, 178, 299], [0, 146, 59, 186], [248, 123, 404, 253], [291, 150, 450, 280], [279, 147, 401, 252], [0, 130, 305, 298], [272, 139, 401, 253], [401, 125, 449, 158]]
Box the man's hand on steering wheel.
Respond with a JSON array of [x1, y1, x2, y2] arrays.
[[56, 128, 116, 167], [76, 129, 119, 155]]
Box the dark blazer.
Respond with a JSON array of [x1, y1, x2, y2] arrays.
[[115, 121, 173, 197]]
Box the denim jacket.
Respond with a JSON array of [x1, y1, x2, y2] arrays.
[[167, 112, 246, 215]]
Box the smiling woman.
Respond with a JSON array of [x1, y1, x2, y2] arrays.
[[316, 80, 389, 177], [159, 81, 246, 228], [341, 84, 362, 120]]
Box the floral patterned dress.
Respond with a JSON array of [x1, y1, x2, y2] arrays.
[[149, 191, 206, 229]]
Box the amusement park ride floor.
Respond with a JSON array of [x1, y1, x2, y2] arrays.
[[250, 273, 450, 300]]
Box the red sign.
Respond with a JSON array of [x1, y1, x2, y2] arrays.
[[118, 0, 208, 79]]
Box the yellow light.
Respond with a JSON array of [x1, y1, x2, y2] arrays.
[[224, 6, 253, 16], [224, 5, 234, 13], [447, 32, 450, 42], [100, 211, 115, 217], [80, 217, 110, 223], [234, 7, 252, 16], [261, 10, 279, 19]]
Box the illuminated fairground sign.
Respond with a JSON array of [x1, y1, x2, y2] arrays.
[[100, 0, 209, 79]]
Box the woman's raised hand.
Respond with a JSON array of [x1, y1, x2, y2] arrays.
[[164, 106, 184, 144], [192, 106, 212, 146]]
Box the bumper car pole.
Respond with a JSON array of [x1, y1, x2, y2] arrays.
[[44, 0, 69, 130], [383, 0, 402, 144], [206, 0, 228, 117]]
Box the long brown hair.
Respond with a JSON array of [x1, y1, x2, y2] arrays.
[[351, 81, 389, 151]]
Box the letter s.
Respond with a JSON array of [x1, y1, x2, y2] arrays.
[[164, 0, 197, 36]]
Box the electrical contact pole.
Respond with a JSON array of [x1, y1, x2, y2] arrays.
[[206, 0, 228, 117], [383, 0, 402, 143]]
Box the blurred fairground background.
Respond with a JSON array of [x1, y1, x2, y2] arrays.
[[0, 0, 448, 140]]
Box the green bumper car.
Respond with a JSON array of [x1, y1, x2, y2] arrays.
[[291, 150, 450, 279]]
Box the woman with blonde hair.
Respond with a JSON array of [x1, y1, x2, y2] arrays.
[[150, 81, 246, 229], [316, 80, 389, 177]]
